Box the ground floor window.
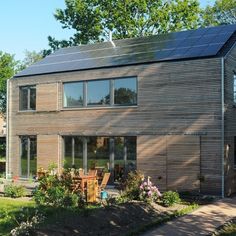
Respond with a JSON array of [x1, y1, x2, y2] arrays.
[[63, 136, 136, 181], [20, 136, 37, 178]]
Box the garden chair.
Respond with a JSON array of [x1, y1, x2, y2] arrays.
[[79, 168, 85, 177], [70, 177, 82, 194], [88, 169, 97, 177], [98, 172, 110, 195]]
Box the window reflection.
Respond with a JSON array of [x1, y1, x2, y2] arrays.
[[87, 137, 109, 169], [64, 82, 83, 107], [19, 86, 36, 111], [20, 136, 37, 178], [114, 78, 137, 105], [87, 80, 110, 106]]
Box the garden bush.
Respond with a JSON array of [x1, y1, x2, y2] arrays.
[[121, 171, 162, 203], [161, 191, 181, 207], [33, 170, 85, 208], [122, 171, 144, 200], [4, 184, 26, 198], [139, 180, 162, 203]]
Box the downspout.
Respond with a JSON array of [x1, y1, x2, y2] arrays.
[[221, 57, 225, 198], [6, 79, 10, 179]]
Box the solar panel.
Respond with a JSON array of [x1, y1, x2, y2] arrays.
[[15, 24, 236, 78]]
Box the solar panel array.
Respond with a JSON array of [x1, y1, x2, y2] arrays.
[[15, 24, 236, 77]]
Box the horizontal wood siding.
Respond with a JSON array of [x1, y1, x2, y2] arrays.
[[9, 58, 222, 194], [37, 83, 58, 111], [167, 135, 200, 192], [37, 135, 60, 170], [137, 135, 167, 191], [138, 135, 200, 192], [224, 44, 236, 195]]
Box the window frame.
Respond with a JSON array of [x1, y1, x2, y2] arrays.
[[19, 85, 36, 111], [62, 76, 138, 109], [19, 135, 37, 179], [86, 79, 111, 107], [63, 81, 84, 108], [63, 136, 137, 178]]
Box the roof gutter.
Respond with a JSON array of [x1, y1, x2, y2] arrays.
[[221, 57, 225, 198]]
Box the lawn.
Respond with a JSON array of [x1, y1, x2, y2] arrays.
[[0, 198, 35, 236], [215, 219, 236, 236], [0, 196, 198, 236]]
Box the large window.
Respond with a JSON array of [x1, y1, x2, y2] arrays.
[[64, 82, 83, 107], [87, 80, 110, 106], [64, 136, 83, 169], [19, 86, 36, 111], [234, 74, 236, 103], [63, 136, 137, 181], [63, 77, 137, 108], [114, 78, 137, 105], [20, 136, 37, 178], [87, 137, 110, 169]]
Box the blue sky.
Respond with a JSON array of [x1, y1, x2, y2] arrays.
[[0, 0, 214, 61]]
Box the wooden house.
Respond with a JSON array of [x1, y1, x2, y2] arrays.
[[6, 24, 236, 196]]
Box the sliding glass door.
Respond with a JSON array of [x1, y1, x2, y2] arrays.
[[63, 136, 136, 181]]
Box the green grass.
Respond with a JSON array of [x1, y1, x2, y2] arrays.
[[0, 197, 35, 236], [217, 222, 236, 236]]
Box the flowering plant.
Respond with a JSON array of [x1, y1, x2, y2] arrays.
[[139, 177, 161, 202]]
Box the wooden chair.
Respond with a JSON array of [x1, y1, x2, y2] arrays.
[[79, 168, 85, 177], [70, 176, 82, 194], [88, 169, 97, 177], [98, 172, 111, 196]]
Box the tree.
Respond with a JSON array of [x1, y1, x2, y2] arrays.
[[0, 52, 17, 116], [48, 0, 202, 51], [18, 50, 43, 71], [202, 0, 236, 26]]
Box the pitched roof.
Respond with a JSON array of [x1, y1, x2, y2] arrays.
[[15, 24, 236, 78]]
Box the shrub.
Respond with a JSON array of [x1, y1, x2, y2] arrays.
[[139, 179, 162, 203], [122, 171, 144, 200], [161, 191, 181, 207], [33, 170, 85, 208], [10, 208, 45, 236], [4, 184, 26, 198]]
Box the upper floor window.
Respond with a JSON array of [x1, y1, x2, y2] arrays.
[[19, 86, 36, 111], [87, 80, 110, 106], [234, 74, 236, 103], [114, 78, 137, 105], [63, 77, 137, 108], [64, 82, 83, 107]]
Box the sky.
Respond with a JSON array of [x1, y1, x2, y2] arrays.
[[0, 0, 214, 61]]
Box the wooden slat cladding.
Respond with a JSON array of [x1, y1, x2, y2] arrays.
[[224, 45, 236, 196], [37, 135, 60, 170], [138, 135, 200, 193], [9, 57, 223, 194], [137, 135, 167, 191], [167, 135, 200, 192], [36, 83, 58, 111]]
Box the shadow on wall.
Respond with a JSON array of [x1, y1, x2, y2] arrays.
[[13, 60, 223, 194]]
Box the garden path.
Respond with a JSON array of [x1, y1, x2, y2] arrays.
[[142, 196, 236, 236]]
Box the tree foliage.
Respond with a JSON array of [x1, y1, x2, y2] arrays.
[[48, 0, 202, 51], [202, 0, 236, 26], [0, 50, 42, 116], [18, 50, 43, 71], [0, 52, 17, 116]]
